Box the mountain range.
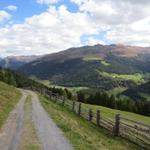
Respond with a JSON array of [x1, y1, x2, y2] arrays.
[[1, 44, 150, 100], [18, 44, 150, 90]]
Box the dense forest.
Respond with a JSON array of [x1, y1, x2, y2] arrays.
[[77, 91, 150, 116]]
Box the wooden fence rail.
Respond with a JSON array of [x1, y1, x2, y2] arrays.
[[42, 90, 150, 150]]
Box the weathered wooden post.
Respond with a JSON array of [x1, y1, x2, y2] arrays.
[[96, 110, 101, 126], [78, 103, 81, 116], [89, 109, 93, 121], [72, 101, 75, 111], [114, 114, 120, 136]]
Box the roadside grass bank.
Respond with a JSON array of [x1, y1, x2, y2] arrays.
[[39, 95, 142, 150], [0, 81, 21, 129]]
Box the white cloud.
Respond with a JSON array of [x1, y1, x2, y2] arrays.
[[5, 5, 17, 11], [1, 0, 150, 57], [0, 5, 101, 57], [72, 0, 150, 25], [71, 0, 150, 47], [106, 21, 150, 47], [0, 10, 11, 22], [37, 0, 60, 5]]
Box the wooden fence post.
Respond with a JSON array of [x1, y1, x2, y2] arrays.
[[96, 110, 101, 126], [89, 109, 93, 121], [72, 101, 75, 111], [114, 114, 120, 136], [78, 103, 81, 116]]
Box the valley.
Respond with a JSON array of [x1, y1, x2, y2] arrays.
[[1, 1, 150, 149], [18, 44, 150, 101], [0, 44, 150, 150]]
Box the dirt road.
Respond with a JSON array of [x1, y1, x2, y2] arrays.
[[31, 91, 74, 150], [0, 90, 74, 150]]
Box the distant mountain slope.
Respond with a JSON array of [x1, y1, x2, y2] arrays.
[[19, 44, 150, 89], [0, 55, 41, 69]]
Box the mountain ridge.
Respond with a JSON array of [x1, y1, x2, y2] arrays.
[[32, 44, 150, 62], [18, 44, 150, 89]]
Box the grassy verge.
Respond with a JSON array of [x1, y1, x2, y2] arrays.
[[39, 95, 142, 150], [82, 103, 150, 125], [19, 95, 41, 150], [0, 81, 21, 129]]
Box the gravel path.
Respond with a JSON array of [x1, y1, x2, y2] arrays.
[[0, 90, 74, 150], [31, 91, 74, 150], [0, 90, 27, 150]]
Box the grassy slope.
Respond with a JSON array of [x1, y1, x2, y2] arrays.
[[82, 103, 150, 125], [99, 72, 145, 84], [39, 95, 141, 150], [0, 81, 21, 128], [83, 56, 110, 66]]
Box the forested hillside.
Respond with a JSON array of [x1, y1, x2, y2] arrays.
[[19, 44, 150, 89], [0, 67, 46, 91], [0, 67, 73, 100]]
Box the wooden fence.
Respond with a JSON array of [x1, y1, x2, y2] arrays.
[[42, 90, 150, 150]]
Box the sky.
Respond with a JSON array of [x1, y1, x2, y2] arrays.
[[0, 0, 150, 57]]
